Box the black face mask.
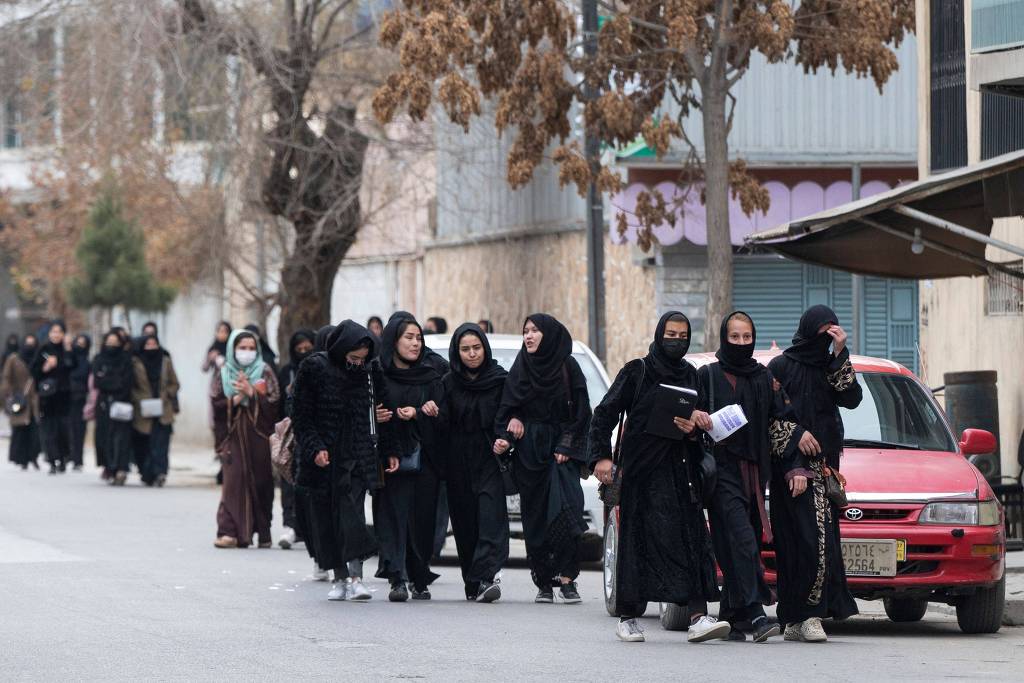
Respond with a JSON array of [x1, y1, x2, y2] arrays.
[[661, 337, 690, 360], [345, 360, 367, 377], [143, 348, 162, 360], [811, 332, 833, 357], [719, 339, 755, 366], [292, 349, 312, 366], [102, 345, 121, 356]]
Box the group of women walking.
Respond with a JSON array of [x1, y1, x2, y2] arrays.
[[207, 304, 860, 646], [1, 320, 179, 485]]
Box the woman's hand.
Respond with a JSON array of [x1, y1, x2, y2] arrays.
[[554, 452, 569, 465], [43, 355, 58, 373], [827, 325, 847, 355], [789, 474, 808, 497], [385, 456, 400, 474], [253, 379, 267, 396], [690, 410, 713, 432], [493, 439, 510, 455], [235, 374, 254, 398], [314, 450, 330, 467], [375, 404, 393, 423], [594, 458, 614, 485], [207, 349, 219, 363], [396, 406, 417, 421], [421, 400, 439, 418], [674, 416, 696, 434], [231, 393, 244, 406], [507, 418, 525, 440], [798, 431, 822, 457]]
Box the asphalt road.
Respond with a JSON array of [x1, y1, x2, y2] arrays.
[[2, 448, 1023, 681]]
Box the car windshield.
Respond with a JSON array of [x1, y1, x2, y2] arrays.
[[840, 372, 956, 452], [490, 348, 607, 411]]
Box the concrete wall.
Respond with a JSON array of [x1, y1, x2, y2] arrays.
[[655, 242, 711, 352]]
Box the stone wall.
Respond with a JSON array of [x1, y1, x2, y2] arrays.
[[422, 229, 657, 374]]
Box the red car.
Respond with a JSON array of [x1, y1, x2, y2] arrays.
[[604, 351, 1006, 634]]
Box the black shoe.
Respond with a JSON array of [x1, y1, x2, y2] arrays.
[[388, 583, 409, 602], [465, 583, 479, 601], [752, 618, 781, 643], [72, 464, 82, 472], [535, 587, 554, 603], [411, 587, 431, 601], [727, 630, 747, 642], [48, 465, 57, 475], [476, 581, 502, 603], [58, 462, 66, 473], [559, 582, 582, 604]]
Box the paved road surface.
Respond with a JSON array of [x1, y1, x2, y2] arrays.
[[1, 447, 1022, 681]]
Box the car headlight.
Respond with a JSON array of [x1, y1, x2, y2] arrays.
[[919, 500, 1000, 526]]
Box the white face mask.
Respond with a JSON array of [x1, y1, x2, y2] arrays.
[[235, 349, 258, 367]]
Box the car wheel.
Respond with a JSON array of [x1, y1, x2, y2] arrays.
[[882, 597, 928, 623], [956, 575, 1005, 634], [603, 511, 620, 617], [658, 602, 691, 631]]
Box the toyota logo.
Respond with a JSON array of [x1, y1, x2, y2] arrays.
[[845, 508, 864, 521]]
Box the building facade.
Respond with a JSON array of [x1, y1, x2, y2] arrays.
[[916, 0, 1024, 475]]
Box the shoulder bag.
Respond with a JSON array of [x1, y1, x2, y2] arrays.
[[598, 360, 646, 507]]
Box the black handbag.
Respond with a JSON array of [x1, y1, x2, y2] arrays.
[[495, 449, 518, 495], [397, 445, 422, 473], [36, 377, 58, 398]]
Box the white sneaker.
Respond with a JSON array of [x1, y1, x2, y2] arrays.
[[616, 618, 645, 642], [347, 578, 372, 601], [327, 580, 348, 601], [312, 562, 330, 582], [278, 527, 296, 549], [687, 615, 732, 643], [800, 617, 827, 642]]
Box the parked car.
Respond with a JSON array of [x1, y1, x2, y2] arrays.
[[362, 334, 611, 562], [605, 351, 1006, 634]]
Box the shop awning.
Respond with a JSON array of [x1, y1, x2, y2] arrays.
[[745, 150, 1024, 279]]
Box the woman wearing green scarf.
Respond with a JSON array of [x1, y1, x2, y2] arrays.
[[211, 329, 280, 548]]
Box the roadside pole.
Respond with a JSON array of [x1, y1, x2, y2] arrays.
[[583, 0, 606, 362]]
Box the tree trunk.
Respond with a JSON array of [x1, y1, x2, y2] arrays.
[[701, 82, 732, 352]]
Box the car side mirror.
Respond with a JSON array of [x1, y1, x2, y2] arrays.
[[960, 429, 997, 456]]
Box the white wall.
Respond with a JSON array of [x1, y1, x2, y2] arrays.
[[331, 261, 396, 326]]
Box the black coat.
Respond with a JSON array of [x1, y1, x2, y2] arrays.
[[291, 353, 397, 491]]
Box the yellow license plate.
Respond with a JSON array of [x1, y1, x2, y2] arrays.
[[896, 539, 906, 562]]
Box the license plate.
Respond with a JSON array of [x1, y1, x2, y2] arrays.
[[506, 494, 521, 514], [842, 538, 898, 577]]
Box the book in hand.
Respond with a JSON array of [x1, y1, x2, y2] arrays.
[[644, 383, 699, 441]]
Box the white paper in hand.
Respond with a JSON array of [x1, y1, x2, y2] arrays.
[[707, 404, 748, 442]]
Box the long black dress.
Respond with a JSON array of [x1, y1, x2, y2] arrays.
[[373, 316, 443, 590], [292, 321, 395, 577], [494, 314, 592, 588], [436, 323, 510, 598], [30, 339, 77, 470], [589, 312, 720, 616], [92, 346, 135, 476], [767, 305, 862, 625], [697, 311, 803, 626]]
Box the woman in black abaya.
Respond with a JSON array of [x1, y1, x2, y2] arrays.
[[767, 305, 862, 642], [494, 314, 592, 604], [432, 323, 509, 602], [590, 312, 723, 643], [373, 315, 444, 601]]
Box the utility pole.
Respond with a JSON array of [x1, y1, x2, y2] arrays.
[[851, 164, 864, 355], [583, 0, 606, 362]]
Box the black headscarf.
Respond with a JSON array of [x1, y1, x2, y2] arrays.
[[503, 313, 580, 406], [427, 317, 448, 334], [142, 321, 159, 337], [3, 334, 19, 365], [448, 323, 507, 391], [715, 311, 762, 377], [18, 335, 37, 364], [783, 305, 839, 368], [140, 334, 164, 395], [325, 320, 376, 370], [244, 323, 277, 368], [380, 315, 441, 385], [314, 324, 336, 352], [209, 321, 231, 356], [93, 332, 134, 398], [70, 334, 92, 386], [388, 311, 449, 373], [287, 328, 317, 367], [645, 311, 695, 384]]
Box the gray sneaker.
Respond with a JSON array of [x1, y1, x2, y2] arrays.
[[327, 581, 347, 601], [347, 578, 372, 601], [616, 618, 645, 642]]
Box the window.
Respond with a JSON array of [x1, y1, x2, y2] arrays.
[[929, 0, 968, 172], [986, 261, 1024, 315], [841, 373, 957, 453], [3, 98, 22, 149], [981, 90, 1024, 160]]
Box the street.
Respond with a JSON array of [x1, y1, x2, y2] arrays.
[[0, 443, 1021, 682]]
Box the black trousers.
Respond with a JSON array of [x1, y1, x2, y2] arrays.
[[280, 477, 298, 531], [374, 464, 441, 589], [447, 459, 509, 594], [68, 398, 87, 467], [143, 422, 172, 483], [98, 411, 134, 474], [39, 414, 72, 467], [708, 457, 771, 624], [9, 423, 39, 467]]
